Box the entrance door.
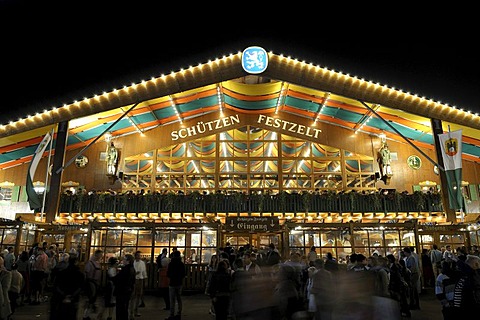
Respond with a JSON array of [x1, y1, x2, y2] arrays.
[[222, 232, 283, 254]]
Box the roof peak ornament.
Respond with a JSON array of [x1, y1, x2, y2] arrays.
[[242, 46, 268, 74]]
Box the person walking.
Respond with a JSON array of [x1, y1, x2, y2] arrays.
[[435, 260, 459, 320], [204, 254, 218, 316], [208, 259, 232, 320], [8, 263, 23, 318], [403, 247, 421, 310], [430, 244, 444, 281], [82, 249, 103, 320], [0, 256, 12, 320], [4, 247, 15, 271], [243, 252, 262, 279], [310, 258, 336, 320], [264, 243, 281, 266], [386, 254, 410, 318], [166, 250, 186, 320], [113, 254, 136, 320], [30, 246, 48, 305], [324, 252, 339, 273], [157, 248, 171, 311], [104, 257, 118, 320], [452, 254, 480, 317], [50, 252, 69, 288], [130, 251, 147, 318], [421, 248, 435, 287], [443, 245, 457, 263], [49, 254, 85, 320], [15, 251, 30, 305], [307, 246, 318, 267]]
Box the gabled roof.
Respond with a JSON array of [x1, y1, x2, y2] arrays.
[[1, 49, 479, 170]]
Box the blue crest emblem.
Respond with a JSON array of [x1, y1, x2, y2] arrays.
[[242, 46, 268, 74]]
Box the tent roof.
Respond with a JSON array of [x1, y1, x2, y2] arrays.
[[1, 49, 479, 170]]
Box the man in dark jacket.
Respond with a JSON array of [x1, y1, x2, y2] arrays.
[[49, 254, 85, 320], [264, 243, 281, 266], [166, 250, 186, 320], [113, 254, 136, 320]]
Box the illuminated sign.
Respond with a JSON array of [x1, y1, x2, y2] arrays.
[[225, 216, 280, 232], [242, 46, 268, 74], [170, 114, 322, 141]]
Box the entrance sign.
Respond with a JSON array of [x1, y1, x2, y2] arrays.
[[226, 216, 280, 232], [242, 46, 268, 74]]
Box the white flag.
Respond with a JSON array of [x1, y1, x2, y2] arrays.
[[438, 129, 462, 171], [26, 132, 52, 210]]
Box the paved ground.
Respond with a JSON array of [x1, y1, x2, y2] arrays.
[[12, 288, 443, 320]]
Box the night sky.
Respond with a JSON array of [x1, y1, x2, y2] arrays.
[[1, 3, 479, 124]]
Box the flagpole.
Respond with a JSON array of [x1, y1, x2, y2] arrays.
[[55, 101, 140, 174], [41, 128, 55, 221], [359, 100, 445, 171]]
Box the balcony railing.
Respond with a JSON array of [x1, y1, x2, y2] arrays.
[[57, 191, 443, 215]]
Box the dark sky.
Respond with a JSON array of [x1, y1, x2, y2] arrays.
[[1, 3, 479, 124]]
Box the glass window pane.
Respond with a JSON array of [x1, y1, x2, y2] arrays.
[[171, 231, 186, 247], [321, 232, 336, 247], [2, 229, 18, 246], [137, 230, 152, 247], [289, 230, 304, 247], [155, 230, 170, 247], [337, 247, 353, 263], [105, 230, 122, 246], [202, 230, 217, 248], [385, 230, 400, 248], [303, 232, 321, 248], [353, 230, 369, 247], [122, 229, 138, 247], [401, 230, 416, 247], [369, 230, 384, 248]]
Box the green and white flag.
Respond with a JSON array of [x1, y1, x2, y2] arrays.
[[26, 132, 52, 210], [438, 129, 463, 211]]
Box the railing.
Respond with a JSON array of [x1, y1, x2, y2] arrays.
[[58, 191, 443, 214]]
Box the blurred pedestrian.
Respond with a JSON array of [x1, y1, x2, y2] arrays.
[[49, 254, 85, 320], [113, 254, 136, 320], [8, 263, 23, 317], [166, 250, 186, 320]]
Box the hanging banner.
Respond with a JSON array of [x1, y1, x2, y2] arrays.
[[26, 132, 52, 210], [438, 129, 464, 211]]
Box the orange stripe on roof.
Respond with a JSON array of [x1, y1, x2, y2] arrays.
[[0, 132, 59, 154], [287, 89, 327, 104]]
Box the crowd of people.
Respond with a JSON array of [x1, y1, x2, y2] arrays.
[[195, 243, 480, 320], [1, 242, 479, 320]]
